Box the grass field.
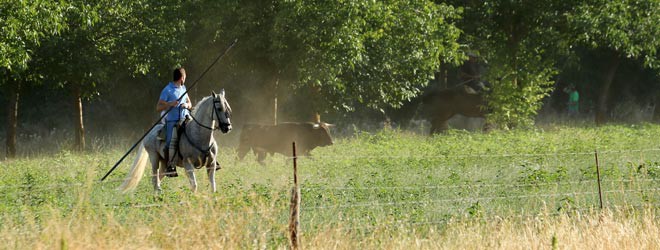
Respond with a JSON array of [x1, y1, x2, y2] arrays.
[[1, 123, 659, 249]]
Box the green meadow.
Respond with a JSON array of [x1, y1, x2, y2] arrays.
[[1, 124, 659, 249]]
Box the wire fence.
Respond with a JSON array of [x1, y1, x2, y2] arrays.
[[1, 146, 660, 240], [302, 188, 660, 210], [2, 177, 656, 193], [300, 147, 660, 159]]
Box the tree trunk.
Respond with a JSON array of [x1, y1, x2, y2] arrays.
[[435, 62, 447, 89], [595, 55, 621, 125], [310, 85, 322, 123], [73, 84, 85, 151], [273, 76, 279, 125], [653, 92, 660, 122], [5, 79, 20, 158]]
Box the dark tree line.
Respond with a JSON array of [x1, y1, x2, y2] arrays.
[[1, 0, 658, 158]]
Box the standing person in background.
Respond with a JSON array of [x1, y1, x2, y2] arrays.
[[563, 85, 579, 117], [157, 67, 192, 177]]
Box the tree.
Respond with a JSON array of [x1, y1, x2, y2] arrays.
[[0, 1, 65, 158], [287, 1, 463, 116], [568, 0, 660, 124], [450, 0, 574, 129], [184, 0, 462, 122], [33, 0, 185, 151], [182, 0, 289, 124]]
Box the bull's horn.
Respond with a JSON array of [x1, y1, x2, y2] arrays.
[[220, 89, 225, 97], [323, 123, 335, 127], [212, 90, 217, 97]]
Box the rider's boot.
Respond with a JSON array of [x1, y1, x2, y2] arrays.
[[166, 125, 179, 177], [162, 150, 169, 175]]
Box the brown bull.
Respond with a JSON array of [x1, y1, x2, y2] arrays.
[[421, 83, 489, 134], [237, 122, 334, 163]]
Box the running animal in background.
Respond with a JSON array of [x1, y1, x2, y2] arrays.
[[238, 122, 334, 163], [420, 82, 490, 134]]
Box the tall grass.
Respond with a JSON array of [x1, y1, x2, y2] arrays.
[[1, 124, 659, 249]]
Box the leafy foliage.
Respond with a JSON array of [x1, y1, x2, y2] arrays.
[[187, 0, 462, 113], [287, 1, 463, 111], [568, 0, 660, 69], [0, 0, 65, 71], [455, 0, 572, 128], [486, 62, 557, 129], [33, 0, 186, 96], [1, 0, 660, 156]]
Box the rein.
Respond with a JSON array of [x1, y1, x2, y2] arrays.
[[188, 109, 217, 130], [181, 128, 215, 169], [187, 100, 229, 131]]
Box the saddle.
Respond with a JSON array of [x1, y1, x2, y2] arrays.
[[157, 118, 189, 141], [157, 126, 167, 141], [158, 119, 221, 171], [157, 120, 188, 161]]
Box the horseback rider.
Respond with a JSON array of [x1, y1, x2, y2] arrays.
[[458, 52, 481, 84], [458, 52, 490, 94], [157, 67, 192, 177]]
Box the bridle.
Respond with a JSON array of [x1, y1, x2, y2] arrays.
[[213, 98, 232, 132], [188, 96, 232, 132]]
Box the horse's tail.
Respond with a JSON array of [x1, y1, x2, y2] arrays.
[[119, 142, 149, 192]]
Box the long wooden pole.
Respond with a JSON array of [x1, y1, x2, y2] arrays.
[[100, 39, 238, 181]]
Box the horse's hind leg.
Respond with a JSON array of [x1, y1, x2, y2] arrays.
[[183, 161, 198, 192], [151, 155, 164, 193]]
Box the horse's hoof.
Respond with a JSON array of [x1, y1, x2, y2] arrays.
[[215, 163, 221, 171], [153, 190, 164, 201]]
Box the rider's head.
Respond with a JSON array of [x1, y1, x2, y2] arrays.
[[173, 67, 186, 84]]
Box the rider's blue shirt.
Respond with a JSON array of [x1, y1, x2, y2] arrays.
[[159, 82, 190, 122]]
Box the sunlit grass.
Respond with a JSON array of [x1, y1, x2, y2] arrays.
[[1, 123, 659, 248]]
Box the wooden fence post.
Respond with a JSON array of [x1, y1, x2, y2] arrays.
[[289, 142, 300, 249], [594, 150, 604, 210]]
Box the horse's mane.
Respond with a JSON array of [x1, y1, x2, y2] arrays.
[[191, 95, 213, 117]]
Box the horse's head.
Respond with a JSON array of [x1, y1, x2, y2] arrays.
[[212, 89, 232, 133]]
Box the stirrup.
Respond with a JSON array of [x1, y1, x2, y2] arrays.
[[157, 128, 167, 141], [165, 162, 178, 177]]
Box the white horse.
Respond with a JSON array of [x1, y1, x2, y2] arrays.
[[120, 90, 232, 193]]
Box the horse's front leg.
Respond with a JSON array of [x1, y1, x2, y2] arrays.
[[183, 159, 198, 192], [206, 159, 217, 193]]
